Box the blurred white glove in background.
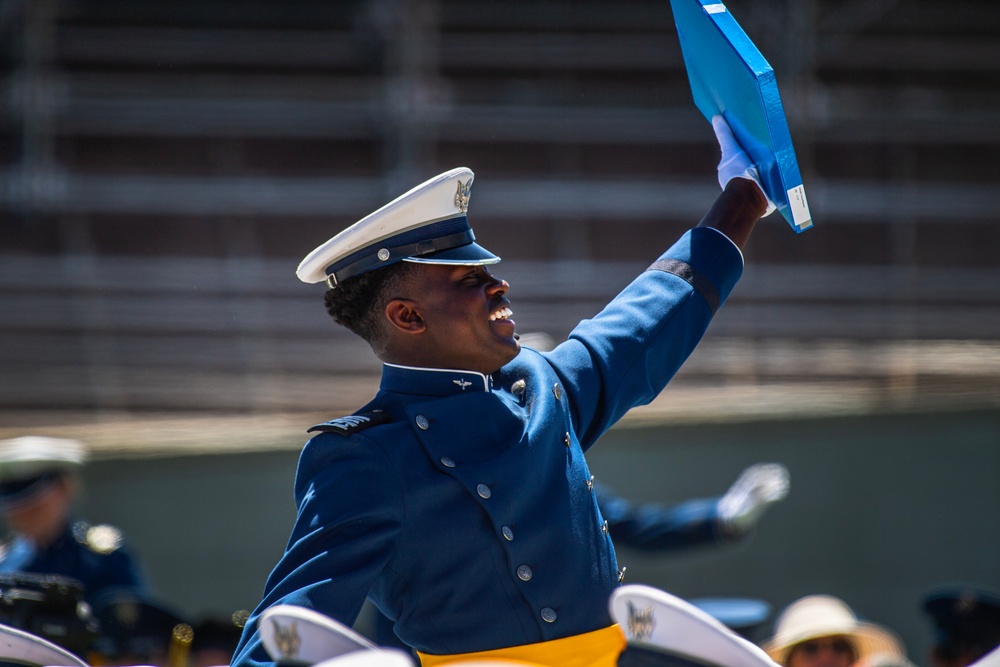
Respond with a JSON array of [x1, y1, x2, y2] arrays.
[[717, 462, 790, 536]]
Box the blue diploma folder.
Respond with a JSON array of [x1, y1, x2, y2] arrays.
[[670, 0, 813, 232]]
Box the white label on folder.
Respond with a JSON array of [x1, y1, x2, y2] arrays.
[[787, 185, 813, 230], [703, 4, 727, 13]]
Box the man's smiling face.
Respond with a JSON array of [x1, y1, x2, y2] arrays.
[[393, 262, 520, 375]]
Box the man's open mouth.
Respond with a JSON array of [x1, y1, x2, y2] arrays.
[[489, 306, 513, 322]]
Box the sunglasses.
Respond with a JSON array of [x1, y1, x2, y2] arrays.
[[796, 638, 857, 658]]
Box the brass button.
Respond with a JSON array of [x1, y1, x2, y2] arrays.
[[512, 379, 526, 396], [602, 520, 609, 535], [563, 432, 571, 447], [586, 475, 595, 491], [552, 384, 562, 400]]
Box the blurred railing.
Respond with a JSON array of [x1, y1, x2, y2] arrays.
[[2, 0, 999, 435]]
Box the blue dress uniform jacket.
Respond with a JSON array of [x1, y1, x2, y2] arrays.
[[232, 226, 744, 665], [368, 484, 731, 651], [0, 520, 148, 605]]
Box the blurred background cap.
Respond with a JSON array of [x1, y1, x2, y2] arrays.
[[689, 597, 772, 642], [0, 437, 87, 506], [0, 436, 87, 482], [922, 586, 1000, 663]]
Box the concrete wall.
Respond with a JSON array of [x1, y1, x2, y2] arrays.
[[60, 407, 999, 665], [587, 409, 1000, 665], [76, 449, 301, 619]]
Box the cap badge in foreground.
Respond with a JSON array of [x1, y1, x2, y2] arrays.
[[270, 619, 301, 661], [455, 178, 472, 213], [627, 601, 656, 642]]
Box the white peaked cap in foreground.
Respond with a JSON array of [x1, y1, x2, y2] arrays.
[[611, 585, 782, 667], [0, 621, 90, 667], [260, 604, 377, 664]]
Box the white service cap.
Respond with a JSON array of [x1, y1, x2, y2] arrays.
[[0, 436, 86, 482], [296, 167, 500, 287]]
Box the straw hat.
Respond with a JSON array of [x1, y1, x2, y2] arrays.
[[762, 595, 905, 666]]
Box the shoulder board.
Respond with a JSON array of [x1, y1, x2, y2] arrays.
[[307, 410, 393, 436], [73, 521, 123, 555]]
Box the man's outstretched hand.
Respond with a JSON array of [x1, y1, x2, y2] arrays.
[[712, 115, 776, 217]]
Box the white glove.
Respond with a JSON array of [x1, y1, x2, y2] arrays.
[[712, 115, 776, 216], [717, 462, 789, 536]]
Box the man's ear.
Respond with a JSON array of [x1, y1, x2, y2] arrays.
[[385, 298, 426, 334]]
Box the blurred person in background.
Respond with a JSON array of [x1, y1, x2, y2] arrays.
[[0, 436, 151, 659], [0, 436, 150, 603], [762, 595, 906, 667], [922, 586, 1000, 667], [189, 611, 249, 667], [598, 462, 790, 551], [89, 588, 191, 667]]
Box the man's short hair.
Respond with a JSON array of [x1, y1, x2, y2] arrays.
[[324, 261, 417, 353]]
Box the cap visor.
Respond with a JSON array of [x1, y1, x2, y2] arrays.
[[403, 241, 500, 266], [0, 471, 61, 505]]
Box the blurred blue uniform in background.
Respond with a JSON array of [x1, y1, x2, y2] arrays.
[[0, 518, 148, 604], [0, 436, 151, 657], [0, 437, 149, 606]]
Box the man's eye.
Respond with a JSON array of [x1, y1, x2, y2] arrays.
[[459, 267, 490, 284]]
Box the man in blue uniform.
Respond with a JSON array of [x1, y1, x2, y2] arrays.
[[0, 436, 149, 603], [233, 116, 776, 667], [0, 436, 151, 658]]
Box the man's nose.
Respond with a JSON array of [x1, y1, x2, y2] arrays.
[[487, 277, 509, 295]]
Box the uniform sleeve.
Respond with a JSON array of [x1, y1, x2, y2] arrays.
[[596, 483, 729, 552], [231, 433, 405, 667], [546, 227, 744, 447]]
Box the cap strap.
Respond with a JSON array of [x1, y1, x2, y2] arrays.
[[326, 225, 475, 288]]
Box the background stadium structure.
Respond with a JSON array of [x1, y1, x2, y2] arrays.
[[1, 0, 998, 661]]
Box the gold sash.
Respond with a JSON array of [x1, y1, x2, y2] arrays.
[[417, 623, 626, 667]]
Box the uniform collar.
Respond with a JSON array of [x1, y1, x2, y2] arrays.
[[381, 363, 492, 396]]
